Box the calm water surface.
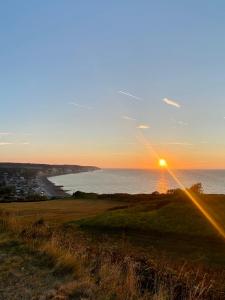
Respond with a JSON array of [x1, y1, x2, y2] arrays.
[[49, 169, 225, 195]]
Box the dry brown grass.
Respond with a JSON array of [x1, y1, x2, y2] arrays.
[[0, 211, 223, 300], [0, 198, 126, 224]]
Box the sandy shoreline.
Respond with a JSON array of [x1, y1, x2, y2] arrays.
[[37, 175, 69, 198], [37, 168, 100, 198]]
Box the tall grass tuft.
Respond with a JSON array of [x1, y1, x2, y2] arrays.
[[0, 210, 222, 299]]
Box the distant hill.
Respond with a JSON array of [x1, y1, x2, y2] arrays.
[[0, 162, 99, 171], [0, 162, 100, 177]]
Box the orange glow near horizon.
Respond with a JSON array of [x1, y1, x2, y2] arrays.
[[2, 154, 225, 170], [1, 132, 225, 169], [1, 139, 225, 169]]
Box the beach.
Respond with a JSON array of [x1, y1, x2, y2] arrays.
[[37, 175, 69, 198]]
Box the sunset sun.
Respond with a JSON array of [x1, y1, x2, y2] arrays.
[[159, 158, 167, 168]]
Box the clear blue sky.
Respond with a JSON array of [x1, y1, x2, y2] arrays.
[[1, 1, 225, 168]]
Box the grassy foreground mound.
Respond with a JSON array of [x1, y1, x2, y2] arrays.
[[77, 200, 219, 237], [0, 193, 225, 299], [77, 194, 225, 266], [0, 212, 224, 300]]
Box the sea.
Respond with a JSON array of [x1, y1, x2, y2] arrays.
[[48, 169, 225, 195]]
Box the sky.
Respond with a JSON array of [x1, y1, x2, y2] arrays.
[[1, 1, 225, 169]]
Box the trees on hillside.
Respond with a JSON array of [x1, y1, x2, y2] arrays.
[[167, 182, 203, 196]]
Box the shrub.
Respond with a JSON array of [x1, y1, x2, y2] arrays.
[[189, 183, 203, 194]]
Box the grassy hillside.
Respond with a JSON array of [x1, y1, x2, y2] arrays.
[[77, 201, 219, 238], [1, 212, 224, 299], [0, 194, 225, 298], [76, 194, 225, 266], [0, 198, 126, 224]]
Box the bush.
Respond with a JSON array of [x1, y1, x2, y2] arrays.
[[189, 183, 203, 194], [167, 183, 204, 196], [167, 188, 184, 196], [73, 191, 98, 199], [26, 194, 48, 202]]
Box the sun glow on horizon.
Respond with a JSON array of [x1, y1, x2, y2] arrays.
[[159, 158, 167, 168]]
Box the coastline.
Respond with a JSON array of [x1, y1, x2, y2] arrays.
[[0, 163, 100, 201], [38, 169, 100, 198], [37, 175, 69, 198]]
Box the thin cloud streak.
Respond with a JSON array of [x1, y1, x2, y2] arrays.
[[0, 142, 14, 146], [68, 102, 92, 110], [137, 124, 150, 129], [153, 142, 193, 146], [122, 115, 136, 121], [163, 97, 181, 108], [0, 132, 13, 136], [118, 90, 142, 101], [166, 142, 193, 146], [177, 121, 188, 126], [171, 119, 188, 126], [0, 142, 30, 146]]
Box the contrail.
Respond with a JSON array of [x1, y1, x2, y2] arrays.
[[163, 97, 181, 108], [20, 142, 30, 145], [137, 124, 150, 129], [151, 142, 192, 146], [166, 142, 193, 146], [118, 90, 142, 101], [171, 119, 188, 126], [177, 121, 188, 126], [68, 102, 92, 110], [0, 142, 30, 146], [122, 115, 136, 121], [0, 142, 13, 145], [0, 132, 13, 136]]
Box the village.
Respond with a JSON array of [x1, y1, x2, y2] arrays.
[[0, 169, 46, 200], [0, 163, 99, 201]]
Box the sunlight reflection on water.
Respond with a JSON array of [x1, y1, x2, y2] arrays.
[[156, 171, 169, 194], [49, 169, 225, 195]]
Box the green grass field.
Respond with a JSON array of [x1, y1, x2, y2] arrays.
[[78, 199, 224, 238], [1, 194, 225, 267], [1, 194, 225, 298], [75, 194, 225, 267]]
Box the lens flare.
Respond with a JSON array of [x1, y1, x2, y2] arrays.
[[136, 131, 225, 240], [167, 168, 225, 240]]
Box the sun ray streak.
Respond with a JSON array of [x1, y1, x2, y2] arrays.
[[137, 131, 225, 240], [167, 168, 225, 240]]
